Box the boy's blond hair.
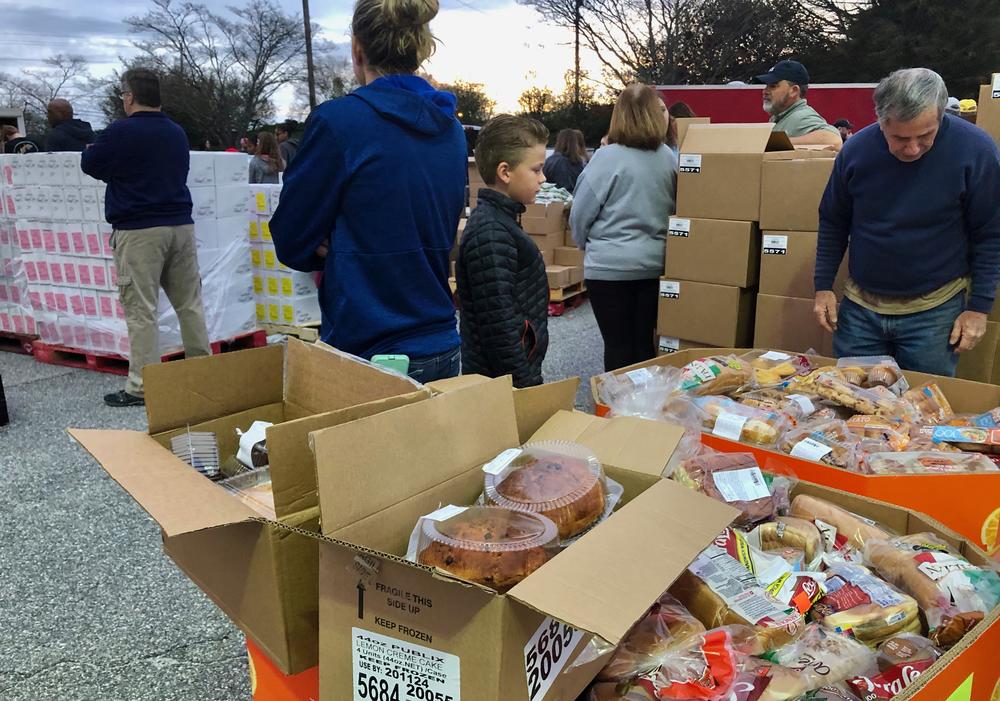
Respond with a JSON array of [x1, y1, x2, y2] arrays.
[[352, 0, 439, 74], [608, 84, 667, 151], [474, 115, 549, 186]]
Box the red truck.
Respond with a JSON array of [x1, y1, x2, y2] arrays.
[[657, 83, 878, 131]]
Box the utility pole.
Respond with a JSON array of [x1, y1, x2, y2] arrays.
[[574, 0, 583, 112], [302, 0, 317, 110]]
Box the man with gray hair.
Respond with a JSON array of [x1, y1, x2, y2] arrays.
[[813, 68, 1000, 376]]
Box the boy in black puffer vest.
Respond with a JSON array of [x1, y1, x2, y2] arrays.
[[456, 115, 550, 387]]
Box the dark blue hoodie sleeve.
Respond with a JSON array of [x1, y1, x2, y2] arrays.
[[80, 122, 122, 182], [965, 144, 1000, 313], [270, 115, 347, 272], [815, 151, 851, 293]]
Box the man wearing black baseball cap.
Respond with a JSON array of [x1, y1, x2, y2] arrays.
[[757, 59, 841, 148]]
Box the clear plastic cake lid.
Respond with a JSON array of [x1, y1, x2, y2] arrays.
[[482, 441, 605, 513], [417, 505, 559, 554]]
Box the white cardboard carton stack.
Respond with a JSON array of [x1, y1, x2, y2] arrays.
[[0, 151, 261, 356]]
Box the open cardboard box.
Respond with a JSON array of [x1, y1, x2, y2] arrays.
[[70, 340, 432, 674], [311, 377, 739, 701], [591, 349, 1000, 555]]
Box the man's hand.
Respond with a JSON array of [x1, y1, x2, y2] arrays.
[[814, 291, 839, 332], [315, 243, 328, 258], [950, 310, 987, 352]]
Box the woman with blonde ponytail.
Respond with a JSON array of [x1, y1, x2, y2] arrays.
[[270, 0, 466, 381]]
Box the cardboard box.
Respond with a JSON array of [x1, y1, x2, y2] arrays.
[[674, 116, 710, 151], [311, 378, 733, 701], [753, 293, 834, 356], [545, 265, 571, 289], [664, 217, 759, 287], [528, 231, 564, 252], [554, 246, 584, 267], [71, 341, 431, 674], [567, 265, 584, 285], [759, 231, 846, 298], [564, 227, 575, 247], [977, 79, 1000, 149], [656, 336, 707, 356], [656, 278, 755, 347], [522, 202, 566, 222], [521, 215, 563, 235], [759, 155, 835, 231], [676, 123, 794, 221], [540, 248, 554, 266]]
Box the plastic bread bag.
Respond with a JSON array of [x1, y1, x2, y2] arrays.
[[599, 364, 686, 419], [844, 415, 911, 452], [692, 395, 790, 447], [741, 350, 814, 388], [670, 545, 806, 652], [864, 451, 999, 475], [587, 681, 657, 701], [902, 382, 954, 424], [766, 623, 878, 690], [793, 684, 863, 700], [679, 355, 753, 396], [777, 421, 863, 472], [929, 425, 1000, 454], [836, 356, 909, 396], [596, 592, 707, 682], [789, 494, 893, 559], [637, 625, 763, 699], [743, 517, 826, 570], [673, 451, 789, 527], [737, 389, 820, 427], [863, 533, 1000, 647], [812, 372, 911, 418], [971, 407, 1000, 428], [844, 633, 941, 699], [810, 562, 921, 647]]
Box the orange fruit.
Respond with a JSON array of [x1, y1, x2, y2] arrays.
[[982, 507, 1000, 553]]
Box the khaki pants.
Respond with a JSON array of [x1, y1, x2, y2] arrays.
[[112, 224, 211, 396]]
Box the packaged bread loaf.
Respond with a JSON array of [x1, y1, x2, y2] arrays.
[[813, 373, 906, 418], [864, 533, 1000, 647], [768, 623, 878, 690], [865, 451, 998, 475], [790, 494, 892, 555], [670, 545, 805, 651], [744, 350, 814, 388], [673, 452, 783, 527], [744, 516, 825, 566], [777, 421, 862, 471], [639, 625, 763, 699], [692, 395, 790, 446], [597, 592, 705, 682], [836, 356, 909, 395], [902, 382, 954, 424], [680, 355, 753, 396], [844, 633, 941, 699], [587, 681, 656, 701]]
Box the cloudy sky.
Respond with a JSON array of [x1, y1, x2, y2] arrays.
[[0, 0, 604, 124]]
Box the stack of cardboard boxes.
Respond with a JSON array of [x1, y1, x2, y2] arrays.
[[658, 124, 838, 356]]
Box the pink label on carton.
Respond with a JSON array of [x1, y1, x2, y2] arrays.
[[115, 300, 125, 319], [29, 291, 41, 310], [64, 263, 77, 284], [50, 263, 64, 284], [83, 296, 97, 317], [55, 292, 68, 313], [101, 231, 112, 253], [70, 294, 84, 316], [92, 264, 106, 288], [36, 261, 50, 282], [42, 230, 56, 252], [86, 233, 101, 256], [99, 296, 113, 317], [57, 231, 71, 253], [26, 316, 36, 335], [44, 291, 56, 310], [12, 315, 24, 333], [30, 229, 42, 249], [0, 285, 7, 303], [71, 231, 86, 254], [78, 264, 92, 286], [89, 329, 104, 349], [74, 325, 88, 346], [108, 263, 118, 286], [0, 313, 9, 332], [9, 286, 19, 304], [5, 196, 14, 215], [25, 261, 37, 282], [18, 229, 31, 250], [0, 228, 8, 245]]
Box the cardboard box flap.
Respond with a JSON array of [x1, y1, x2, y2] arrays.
[[513, 378, 580, 444], [529, 410, 684, 477], [144, 344, 285, 434], [507, 479, 738, 645], [312, 378, 520, 535], [282, 340, 422, 418], [69, 428, 257, 537], [680, 123, 789, 154]]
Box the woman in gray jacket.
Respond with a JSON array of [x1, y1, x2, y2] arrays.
[[570, 84, 677, 371]]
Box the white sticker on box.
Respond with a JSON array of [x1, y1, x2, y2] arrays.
[[524, 617, 586, 701], [668, 217, 691, 237], [790, 437, 833, 462], [679, 153, 702, 173], [711, 466, 770, 502], [993, 73, 1000, 99], [762, 235, 788, 255], [759, 351, 792, 362], [712, 412, 748, 442], [424, 504, 468, 522], [787, 394, 816, 416], [482, 448, 522, 476], [659, 280, 680, 299], [659, 336, 681, 353], [626, 367, 654, 385], [352, 628, 461, 701]]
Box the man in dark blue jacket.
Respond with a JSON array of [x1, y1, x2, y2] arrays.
[[814, 68, 1000, 376], [270, 54, 465, 381], [45, 99, 94, 152], [82, 69, 211, 407]]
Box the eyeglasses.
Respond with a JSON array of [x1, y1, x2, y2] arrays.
[[117, 89, 133, 99]]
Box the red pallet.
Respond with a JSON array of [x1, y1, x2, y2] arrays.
[[32, 329, 266, 376], [0, 331, 37, 355], [548, 290, 588, 316]]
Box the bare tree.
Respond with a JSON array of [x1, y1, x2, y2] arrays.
[[122, 0, 306, 146], [0, 54, 98, 132], [291, 45, 357, 116]]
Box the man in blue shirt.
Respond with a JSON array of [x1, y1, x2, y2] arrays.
[[82, 69, 211, 406], [814, 68, 1000, 376]]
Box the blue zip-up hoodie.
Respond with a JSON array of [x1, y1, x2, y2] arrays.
[[816, 114, 1000, 313], [270, 75, 465, 359], [80, 111, 192, 230]]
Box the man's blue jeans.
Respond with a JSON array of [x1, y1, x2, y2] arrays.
[[406, 346, 461, 383], [833, 293, 965, 376]]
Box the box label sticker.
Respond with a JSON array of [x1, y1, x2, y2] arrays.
[[667, 218, 691, 237], [659, 336, 680, 353], [482, 448, 522, 475], [424, 504, 467, 522], [712, 412, 748, 442], [993, 73, 1000, 99], [762, 235, 788, 255], [659, 280, 680, 299], [679, 153, 702, 174], [524, 617, 586, 701], [712, 465, 770, 502], [352, 627, 460, 701], [790, 437, 833, 462], [625, 367, 654, 385], [787, 394, 816, 416]]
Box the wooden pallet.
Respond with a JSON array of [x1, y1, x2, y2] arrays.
[[32, 329, 267, 376], [262, 322, 321, 343], [0, 331, 38, 355], [549, 280, 586, 302], [548, 283, 587, 316]]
